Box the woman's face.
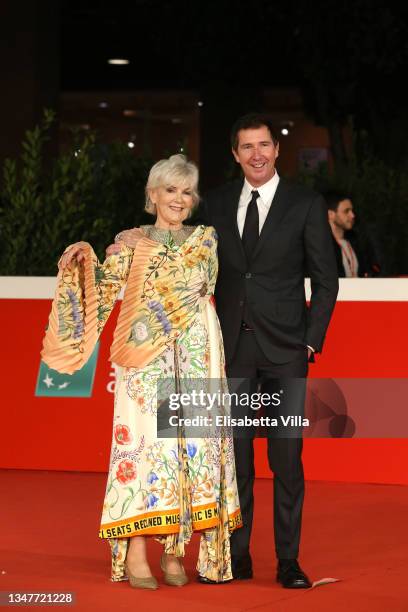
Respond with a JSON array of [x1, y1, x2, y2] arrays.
[[149, 182, 194, 228]]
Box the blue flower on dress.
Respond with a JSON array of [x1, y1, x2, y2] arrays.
[[67, 288, 84, 339], [203, 239, 213, 248], [155, 311, 172, 334], [147, 472, 159, 485], [187, 442, 197, 459], [148, 300, 163, 312], [162, 320, 172, 335], [212, 230, 218, 241], [147, 493, 159, 509]]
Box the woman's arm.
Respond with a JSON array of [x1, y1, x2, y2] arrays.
[[41, 241, 133, 374]]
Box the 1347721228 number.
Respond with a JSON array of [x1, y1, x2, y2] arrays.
[[0, 592, 75, 606]]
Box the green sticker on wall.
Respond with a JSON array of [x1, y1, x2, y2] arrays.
[[35, 342, 100, 398]]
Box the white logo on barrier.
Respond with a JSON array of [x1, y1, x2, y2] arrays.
[[107, 364, 119, 394]]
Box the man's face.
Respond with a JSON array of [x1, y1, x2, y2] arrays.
[[232, 126, 279, 187], [330, 199, 355, 231]]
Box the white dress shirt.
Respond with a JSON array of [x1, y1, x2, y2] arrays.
[[338, 239, 359, 277], [237, 171, 280, 236]]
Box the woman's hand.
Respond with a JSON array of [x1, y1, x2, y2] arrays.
[[105, 243, 123, 257], [58, 241, 89, 271], [115, 228, 144, 248], [105, 228, 144, 256]]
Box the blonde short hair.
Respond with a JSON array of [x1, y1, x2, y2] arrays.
[[145, 154, 199, 215]]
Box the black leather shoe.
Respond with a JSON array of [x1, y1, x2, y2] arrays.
[[277, 559, 311, 589], [233, 567, 253, 580], [232, 555, 253, 580], [197, 575, 233, 585]]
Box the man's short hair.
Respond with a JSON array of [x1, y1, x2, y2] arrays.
[[231, 113, 279, 151], [324, 190, 352, 212]]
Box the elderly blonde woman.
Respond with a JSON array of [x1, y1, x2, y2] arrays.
[[42, 154, 242, 590]]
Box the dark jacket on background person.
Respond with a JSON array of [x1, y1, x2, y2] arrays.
[[333, 229, 381, 277]]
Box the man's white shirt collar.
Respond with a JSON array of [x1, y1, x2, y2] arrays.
[[240, 171, 280, 208], [237, 171, 280, 236]]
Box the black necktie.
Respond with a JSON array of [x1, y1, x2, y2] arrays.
[[242, 190, 260, 261]]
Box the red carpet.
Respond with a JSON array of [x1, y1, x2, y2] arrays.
[[1, 470, 407, 611]]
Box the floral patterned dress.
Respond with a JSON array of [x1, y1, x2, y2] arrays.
[[41, 224, 242, 582]]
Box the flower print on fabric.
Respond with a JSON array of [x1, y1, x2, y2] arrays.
[[47, 243, 133, 374], [148, 300, 172, 335], [187, 442, 197, 459], [116, 459, 137, 484], [114, 424, 133, 445], [123, 226, 218, 356], [66, 288, 84, 340], [129, 320, 150, 344], [147, 472, 159, 485], [146, 493, 159, 509]]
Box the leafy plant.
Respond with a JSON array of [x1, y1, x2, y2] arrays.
[[0, 109, 152, 275]]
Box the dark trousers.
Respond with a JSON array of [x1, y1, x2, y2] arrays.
[[227, 329, 308, 563]]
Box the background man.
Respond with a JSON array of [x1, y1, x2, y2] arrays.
[[199, 113, 338, 588], [325, 190, 381, 277]]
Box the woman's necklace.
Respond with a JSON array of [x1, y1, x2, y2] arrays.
[[142, 224, 194, 246]]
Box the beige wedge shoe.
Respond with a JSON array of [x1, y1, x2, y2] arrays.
[[125, 562, 159, 590], [160, 554, 189, 587]]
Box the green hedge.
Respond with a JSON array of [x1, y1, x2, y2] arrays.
[[1, 111, 407, 275], [0, 110, 152, 275]]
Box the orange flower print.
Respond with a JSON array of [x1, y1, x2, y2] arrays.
[[114, 424, 133, 445], [156, 281, 170, 295], [164, 298, 175, 310], [116, 459, 137, 484]]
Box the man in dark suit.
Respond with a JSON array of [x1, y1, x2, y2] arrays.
[[199, 113, 338, 588]]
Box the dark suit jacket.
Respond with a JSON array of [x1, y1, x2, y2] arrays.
[[199, 178, 339, 364]]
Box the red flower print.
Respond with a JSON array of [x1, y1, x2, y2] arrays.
[[116, 459, 137, 484], [114, 424, 133, 445]]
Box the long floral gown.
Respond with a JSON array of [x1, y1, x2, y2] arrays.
[[41, 224, 242, 582]]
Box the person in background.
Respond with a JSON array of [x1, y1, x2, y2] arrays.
[[325, 191, 381, 277]]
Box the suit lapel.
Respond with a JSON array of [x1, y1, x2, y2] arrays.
[[252, 177, 291, 259]]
